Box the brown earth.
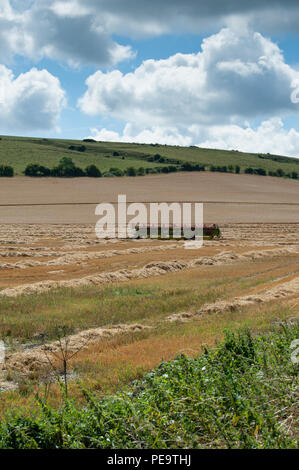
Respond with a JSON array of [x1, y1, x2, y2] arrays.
[[0, 172, 298, 223]]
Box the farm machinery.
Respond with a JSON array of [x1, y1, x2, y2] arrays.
[[132, 224, 221, 240]]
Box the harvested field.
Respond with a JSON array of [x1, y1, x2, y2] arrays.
[[0, 200, 298, 417]]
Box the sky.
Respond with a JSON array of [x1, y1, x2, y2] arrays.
[[1, 1, 299, 157]]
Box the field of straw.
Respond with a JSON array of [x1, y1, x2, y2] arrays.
[[0, 171, 297, 415], [0, 220, 298, 409]]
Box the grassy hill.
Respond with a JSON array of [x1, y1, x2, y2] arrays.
[[0, 135, 299, 176]]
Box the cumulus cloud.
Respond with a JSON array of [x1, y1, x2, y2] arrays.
[[0, 0, 134, 67], [198, 119, 299, 157], [0, 65, 66, 131], [2, 1, 299, 67], [88, 118, 299, 158], [79, 28, 299, 126], [50, 1, 299, 37], [89, 123, 193, 147]]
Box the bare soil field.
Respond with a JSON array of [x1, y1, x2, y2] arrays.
[[0, 172, 298, 223]]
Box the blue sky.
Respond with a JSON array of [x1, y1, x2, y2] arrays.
[[1, 1, 299, 157]]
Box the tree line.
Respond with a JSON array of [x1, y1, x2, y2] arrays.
[[0, 156, 298, 180]]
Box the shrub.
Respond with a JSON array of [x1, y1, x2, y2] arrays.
[[0, 164, 14, 177], [68, 145, 86, 152], [291, 171, 298, 179], [137, 167, 145, 176], [113, 151, 120, 156], [109, 167, 124, 177], [52, 157, 85, 177], [24, 164, 50, 177], [276, 168, 285, 177], [126, 167, 137, 176], [85, 165, 102, 177], [167, 166, 177, 173], [235, 165, 240, 174], [245, 167, 254, 174], [254, 168, 267, 176]]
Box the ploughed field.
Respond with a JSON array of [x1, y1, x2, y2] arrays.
[[0, 172, 299, 223], [0, 221, 298, 407]]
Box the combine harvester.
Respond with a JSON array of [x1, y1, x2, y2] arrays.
[[132, 224, 221, 240]]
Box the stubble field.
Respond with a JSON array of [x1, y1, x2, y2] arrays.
[[0, 173, 298, 433]]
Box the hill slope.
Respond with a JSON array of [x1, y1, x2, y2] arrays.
[[0, 135, 299, 175]]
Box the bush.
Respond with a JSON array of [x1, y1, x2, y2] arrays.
[[276, 168, 285, 177], [126, 167, 137, 176], [52, 157, 85, 177], [245, 167, 254, 174], [254, 168, 267, 176], [85, 165, 102, 177], [109, 167, 124, 177], [167, 166, 177, 173], [0, 164, 14, 177], [291, 171, 298, 179], [137, 167, 145, 176], [24, 164, 50, 177], [235, 165, 240, 174], [68, 145, 86, 152]]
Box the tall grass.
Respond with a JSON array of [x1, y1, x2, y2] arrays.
[[1, 322, 297, 449]]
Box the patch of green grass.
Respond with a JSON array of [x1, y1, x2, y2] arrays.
[[1, 322, 298, 448], [0, 269, 271, 344], [1, 135, 299, 175]]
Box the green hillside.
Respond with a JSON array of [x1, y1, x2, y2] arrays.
[[0, 135, 299, 176]]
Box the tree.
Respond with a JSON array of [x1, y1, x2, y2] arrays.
[[109, 167, 124, 177], [85, 165, 102, 177], [137, 167, 145, 176], [126, 167, 136, 176], [52, 157, 85, 177], [24, 164, 50, 177], [276, 168, 285, 177], [254, 168, 266, 176], [0, 165, 14, 177]]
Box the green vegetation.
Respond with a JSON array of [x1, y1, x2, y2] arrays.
[[0, 135, 298, 178], [1, 323, 297, 448], [0, 164, 14, 177]]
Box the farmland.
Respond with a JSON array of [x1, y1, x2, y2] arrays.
[[0, 154, 298, 448]]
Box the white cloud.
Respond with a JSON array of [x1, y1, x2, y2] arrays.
[[55, 0, 299, 37], [2, 1, 299, 67], [79, 28, 299, 126], [0, 0, 134, 67], [0, 65, 66, 131], [198, 119, 299, 157], [89, 123, 193, 146], [88, 118, 299, 158]]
